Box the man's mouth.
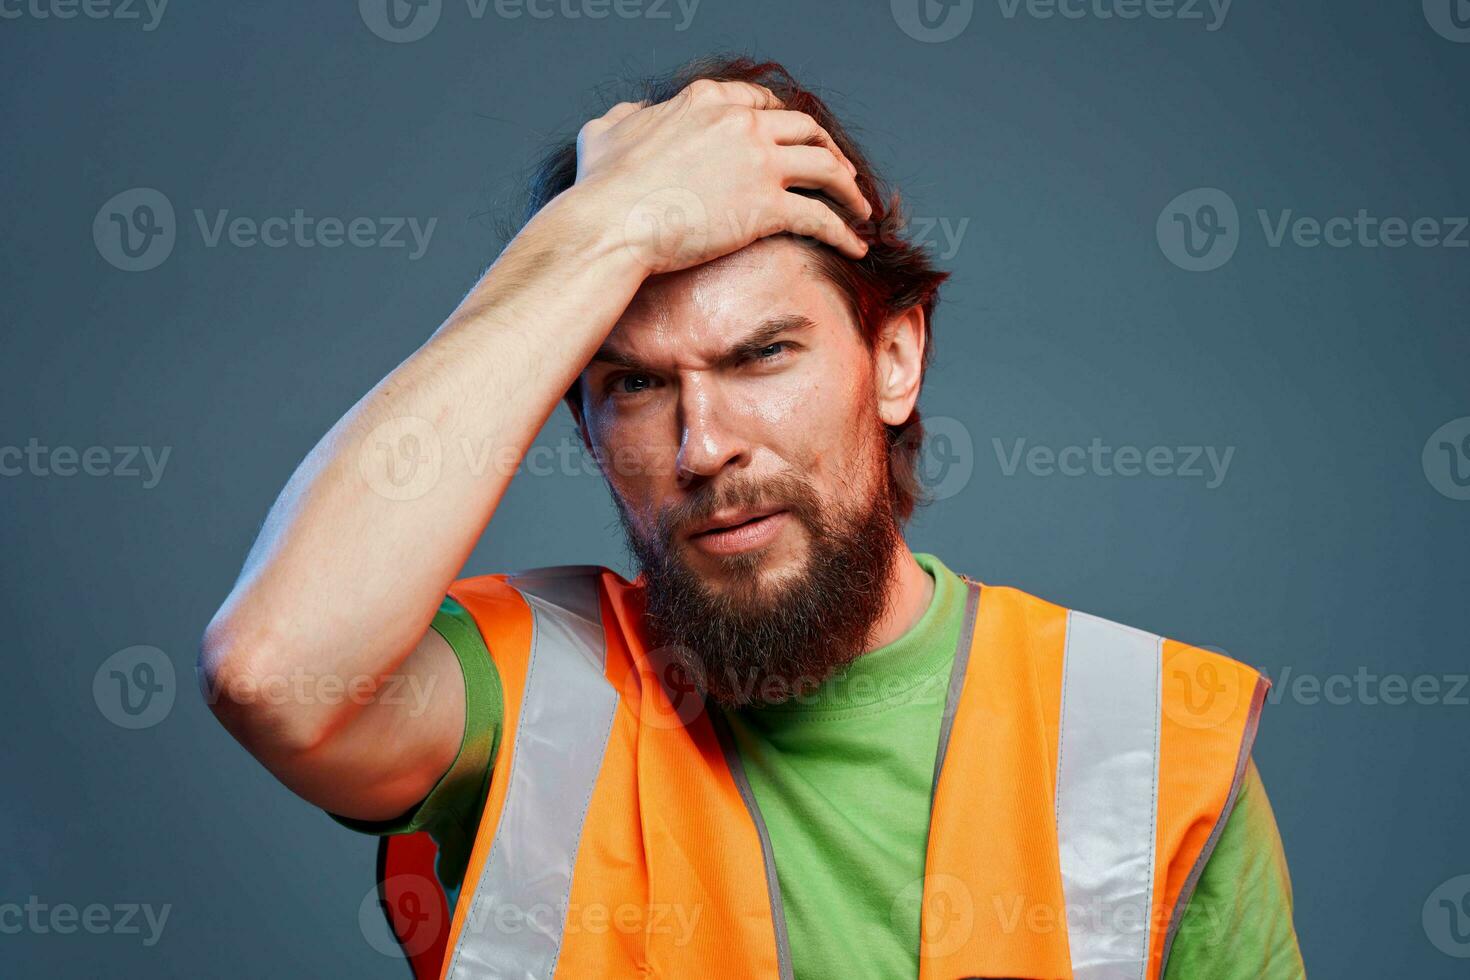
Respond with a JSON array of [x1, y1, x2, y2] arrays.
[[686, 508, 790, 556]]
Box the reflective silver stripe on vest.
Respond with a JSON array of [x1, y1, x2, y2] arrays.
[[1054, 611, 1164, 980], [447, 566, 618, 980]]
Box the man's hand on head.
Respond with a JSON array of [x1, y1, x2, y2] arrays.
[[566, 78, 872, 276], [199, 67, 877, 828]]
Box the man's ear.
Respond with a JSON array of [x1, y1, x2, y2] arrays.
[[569, 398, 589, 449], [873, 305, 926, 427], [567, 387, 601, 472]]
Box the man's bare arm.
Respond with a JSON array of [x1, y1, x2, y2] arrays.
[[198, 79, 872, 822]]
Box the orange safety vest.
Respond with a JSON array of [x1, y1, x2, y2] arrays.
[[374, 564, 1268, 980]]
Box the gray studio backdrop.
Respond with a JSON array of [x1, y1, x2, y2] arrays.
[[2, 1, 1467, 976]]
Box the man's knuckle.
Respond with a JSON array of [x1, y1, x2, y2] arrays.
[[684, 78, 721, 101], [716, 105, 760, 135]]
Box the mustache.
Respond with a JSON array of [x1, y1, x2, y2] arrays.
[[654, 471, 820, 544]]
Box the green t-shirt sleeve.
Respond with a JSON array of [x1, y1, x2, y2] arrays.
[[326, 597, 502, 894], [1163, 756, 1306, 980]]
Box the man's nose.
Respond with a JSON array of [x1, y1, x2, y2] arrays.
[[674, 381, 749, 488]]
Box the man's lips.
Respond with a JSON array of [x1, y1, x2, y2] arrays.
[[684, 508, 791, 555], [686, 507, 785, 538]]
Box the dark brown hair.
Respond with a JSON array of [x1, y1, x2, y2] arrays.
[[516, 54, 951, 525]]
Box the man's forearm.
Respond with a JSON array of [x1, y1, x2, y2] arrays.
[[200, 81, 869, 760], [200, 184, 647, 744]]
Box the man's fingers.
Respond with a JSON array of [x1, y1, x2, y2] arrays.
[[779, 194, 869, 260], [603, 100, 648, 125], [759, 110, 859, 177], [680, 78, 783, 110], [777, 145, 872, 219]]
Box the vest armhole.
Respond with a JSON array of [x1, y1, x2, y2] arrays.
[[377, 832, 453, 980], [1156, 671, 1270, 976]]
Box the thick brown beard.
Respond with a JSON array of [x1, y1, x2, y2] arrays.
[[613, 435, 904, 709]]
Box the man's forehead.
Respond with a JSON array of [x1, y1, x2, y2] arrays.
[[606, 238, 845, 355]]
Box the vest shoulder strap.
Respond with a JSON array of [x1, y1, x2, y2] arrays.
[[923, 583, 1268, 980], [436, 564, 624, 980], [379, 567, 620, 980]]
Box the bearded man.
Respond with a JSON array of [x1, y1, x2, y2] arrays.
[[200, 55, 1304, 980]]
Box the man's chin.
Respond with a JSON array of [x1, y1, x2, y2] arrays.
[[625, 463, 903, 716], [679, 539, 804, 595]]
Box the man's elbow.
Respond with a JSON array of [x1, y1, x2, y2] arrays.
[[197, 613, 338, 759]]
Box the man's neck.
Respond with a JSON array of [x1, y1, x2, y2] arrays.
[[863, 545, 935, 652]]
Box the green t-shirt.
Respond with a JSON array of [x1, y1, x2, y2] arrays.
[[334, 553, 1305, 978]]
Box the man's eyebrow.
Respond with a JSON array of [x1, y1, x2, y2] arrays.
[[587, 344, 643, 372], [589, 314, 817, 373], [726, 314, 817, 363]]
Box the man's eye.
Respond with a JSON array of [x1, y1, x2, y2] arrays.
[[611, 373, 654, 396], [754, 341, 790, 360]]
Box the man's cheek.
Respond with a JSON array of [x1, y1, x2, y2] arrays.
[[597, 437, 672, 482]]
